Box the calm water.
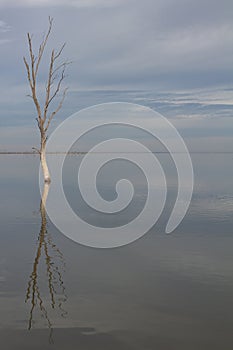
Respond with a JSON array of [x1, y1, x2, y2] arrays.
[[0, 153, 233, 349]]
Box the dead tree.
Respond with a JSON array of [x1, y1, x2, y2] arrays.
[[23, 17, 69, 183]]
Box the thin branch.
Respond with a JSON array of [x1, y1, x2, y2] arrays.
[[54, 42, 66, 60], [32, 147, 41, 154], [24, 42, 42, 121], [23, 57, 33, 90], [45, 87, 68, 132], [43, 49, 55, 121], [35, 16, 53, 76], [43, 55, 70, 122], [27, 33, 36, 87], [52, 61, 71, 80], [46, 64, 67, 109]]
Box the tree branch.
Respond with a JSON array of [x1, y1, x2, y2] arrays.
[[43, 49, 55, 121], [32, 147, 41, 154], [35, 16, 53, 76], [23, 57, 33, 90], [45, 87, 68, 132], [54, 43, 66, 60]]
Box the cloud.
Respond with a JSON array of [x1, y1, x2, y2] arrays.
[[0, 0, 233, 91], [0, 39, 11, 44], [0, 0, 124, 8], [0, 0, 232, 151], [0, 20, 11, 45], [0, 19, 11, 32]]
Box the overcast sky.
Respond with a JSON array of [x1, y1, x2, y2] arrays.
[[0, 0, 232, 151], [1, 0, 233, 90]]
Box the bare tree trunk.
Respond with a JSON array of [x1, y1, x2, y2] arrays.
[[40, 136, 51, 183], [40, 147, 51, 183]]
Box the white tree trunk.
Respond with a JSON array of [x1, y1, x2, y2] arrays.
[[41, 182, 50, 208], [40, 145, 51, 183]]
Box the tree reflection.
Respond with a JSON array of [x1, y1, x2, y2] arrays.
[[25, 183, 67, 342]]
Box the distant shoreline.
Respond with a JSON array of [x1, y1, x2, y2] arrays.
[[0, 151, 232, 155]]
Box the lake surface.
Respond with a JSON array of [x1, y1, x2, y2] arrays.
[[0, 153, 233, 349]]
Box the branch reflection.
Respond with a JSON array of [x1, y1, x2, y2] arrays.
[[25, 183, 67, 342]]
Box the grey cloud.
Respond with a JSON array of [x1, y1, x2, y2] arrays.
[[0, 19, 11, 44], [0, 0, 125, 8], [0, 19, 11, 32], [1, 0, 233, 89]]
